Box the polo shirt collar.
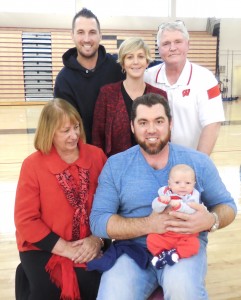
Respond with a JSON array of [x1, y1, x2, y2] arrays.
[[156, 59, 192, 87]]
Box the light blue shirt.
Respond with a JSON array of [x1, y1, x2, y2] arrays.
[[90, 143, 237, 246]]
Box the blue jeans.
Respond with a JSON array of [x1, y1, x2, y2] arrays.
[[97, 239, 209, 300]]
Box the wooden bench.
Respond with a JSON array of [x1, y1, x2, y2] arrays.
[[15, 262, 164, 299]]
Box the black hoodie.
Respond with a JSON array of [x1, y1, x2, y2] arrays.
[[54, 45, 124, 143]]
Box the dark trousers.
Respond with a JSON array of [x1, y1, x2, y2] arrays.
[[16, 251, 101, 300]]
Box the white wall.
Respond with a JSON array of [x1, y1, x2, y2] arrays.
[[219, 19, 241, 98], [0, 12, 72, 29], [0, 12, 206, 31]]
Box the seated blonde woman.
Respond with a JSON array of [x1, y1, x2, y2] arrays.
[[15, 98, 107, 300]]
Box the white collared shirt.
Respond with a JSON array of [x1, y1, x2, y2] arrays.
[[144, 60, 225, 149]]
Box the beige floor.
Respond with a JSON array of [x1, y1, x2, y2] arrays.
[[0, 100, 241, 299]]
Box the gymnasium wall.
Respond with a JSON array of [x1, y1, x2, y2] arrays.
[[219, 19, 241, 99], [1, 11, 241, 101], [0, 26, 217, 104]]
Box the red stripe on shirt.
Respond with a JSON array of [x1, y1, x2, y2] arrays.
[[187, 63, 193, 85], [207, 84, 220, 99], [170, 195, 181, 200]]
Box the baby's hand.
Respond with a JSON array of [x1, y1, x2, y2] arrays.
[[159, 195, 171, 204], [170, 199, 181, 208]]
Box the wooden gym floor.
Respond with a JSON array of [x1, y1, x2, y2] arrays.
[[0, 100, 240, 299]]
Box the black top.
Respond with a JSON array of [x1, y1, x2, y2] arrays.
[[121, 82, 147, 147], [54, 45, 125, 143]]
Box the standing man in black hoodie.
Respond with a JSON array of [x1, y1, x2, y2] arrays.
[[54, 8, 124, 143]]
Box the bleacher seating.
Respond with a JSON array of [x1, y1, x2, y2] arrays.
[[0, 27, 217, 104]]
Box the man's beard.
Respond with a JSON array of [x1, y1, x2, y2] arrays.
[[77, 48, 98, 59], [134, 131, 171, 155]]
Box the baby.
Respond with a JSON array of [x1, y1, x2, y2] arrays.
[[147, 164, 200, 269]]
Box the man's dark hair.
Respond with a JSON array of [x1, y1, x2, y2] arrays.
[[131, 93, 171, 123], [72, 8, 101, 32]]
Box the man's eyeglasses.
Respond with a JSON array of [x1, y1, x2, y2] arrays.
[[158, 20, 185, 30]]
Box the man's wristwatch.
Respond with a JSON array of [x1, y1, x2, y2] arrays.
[[209, 212, 219, 232]]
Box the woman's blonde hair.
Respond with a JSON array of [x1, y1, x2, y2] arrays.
[[118, 37, 152, 70], [34, 98, 86, 154]]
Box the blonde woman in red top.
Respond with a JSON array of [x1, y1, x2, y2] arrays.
[[92, 37, 167, 157], [14, 98, 107, 300]]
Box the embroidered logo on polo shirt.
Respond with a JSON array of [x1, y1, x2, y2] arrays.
[[182, 89, 190, 97]]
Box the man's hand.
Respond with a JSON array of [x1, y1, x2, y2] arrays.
[[147, 206, 177, 234], [163, 202, 214, 234]]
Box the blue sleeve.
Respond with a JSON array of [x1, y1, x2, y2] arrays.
[[198, 156, 237, 213], [90, 160, 120, 238]]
